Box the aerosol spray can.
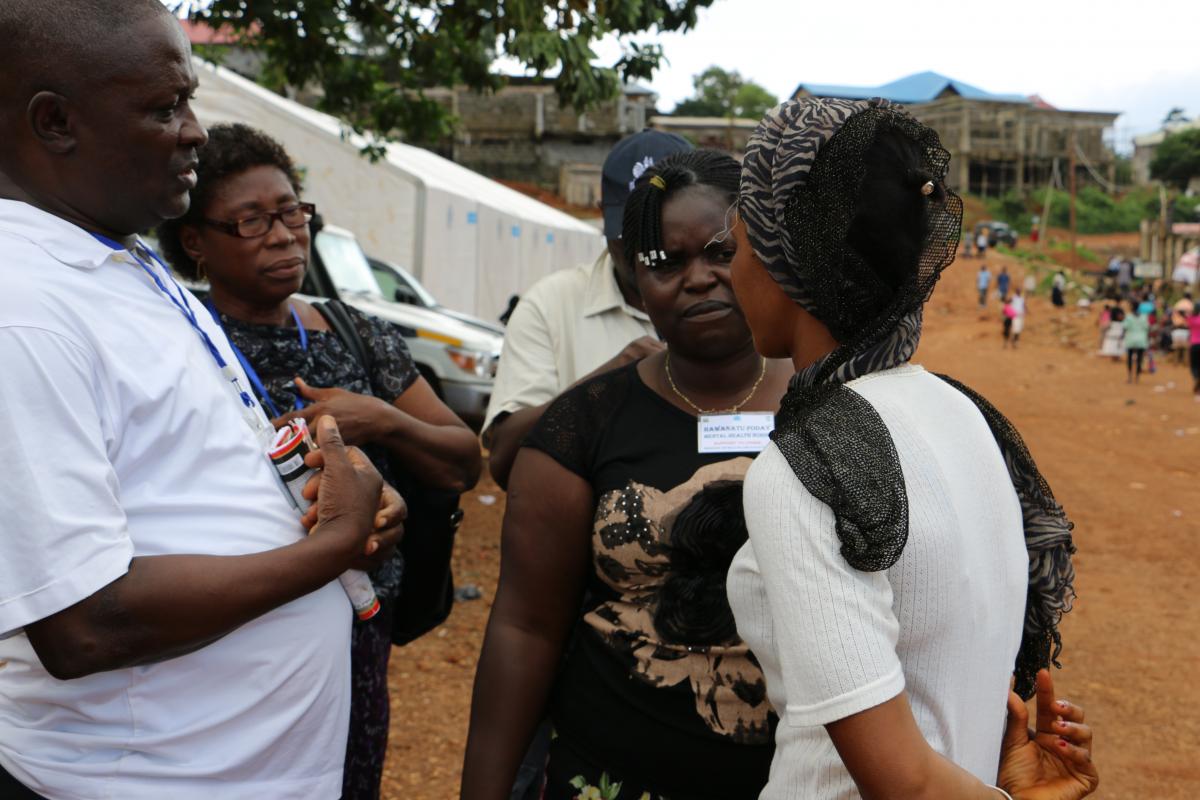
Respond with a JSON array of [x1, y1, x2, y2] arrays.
[[269, 419, 381, 621]]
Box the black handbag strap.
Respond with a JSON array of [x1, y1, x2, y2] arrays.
[[314, 298, 460, 645], [315, 300, 373, 377]]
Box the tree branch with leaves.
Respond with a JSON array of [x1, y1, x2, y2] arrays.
[[174, 0, 715, 156], [1150, 128, 1200, 191]]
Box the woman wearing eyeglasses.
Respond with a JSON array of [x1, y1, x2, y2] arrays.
[[156, 123, 481, 800]]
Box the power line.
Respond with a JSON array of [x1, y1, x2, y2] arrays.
[[1074, 140, 1117, 193]]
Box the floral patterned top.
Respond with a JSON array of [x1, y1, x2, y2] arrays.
[[217, 302, 419, 599], [525, 362, 776, 799]]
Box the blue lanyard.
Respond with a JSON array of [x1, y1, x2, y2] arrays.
[[90, 233, 260, 415], [204, 300, 309, 419]]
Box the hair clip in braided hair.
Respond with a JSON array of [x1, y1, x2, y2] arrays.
[[920, 180, 935, 196], [621, 150, 743, 273]]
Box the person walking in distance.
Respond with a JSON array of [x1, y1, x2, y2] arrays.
[[1122, 305, 1151, 384], [1002, 295, 1018, 348], [1170, 292, 1193, 365], [977, 262, 991, 308], [1051, 271, 1066, 308], [1009, 287, 1027, 348], [1188, 304, 1200, 399], [996, 265, 1011, 303]]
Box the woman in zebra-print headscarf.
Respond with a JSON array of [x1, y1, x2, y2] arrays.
[[725, 98, 1098, 799]]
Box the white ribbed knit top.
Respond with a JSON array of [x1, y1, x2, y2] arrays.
[[727, 364, 1028, 799]]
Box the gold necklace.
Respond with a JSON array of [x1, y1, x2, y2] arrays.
[[664, 353, 768, 415]]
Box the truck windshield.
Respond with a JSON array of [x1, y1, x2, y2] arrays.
[[315, 230, 382, 296], [393, 263, 440, 308]]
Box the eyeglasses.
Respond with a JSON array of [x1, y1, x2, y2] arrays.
[[203, 202, 316, 239]]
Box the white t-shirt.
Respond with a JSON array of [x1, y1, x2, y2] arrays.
[[727, 365, 1027, 799], [0, 201, 351, 800], [482, 252, 655, 433]]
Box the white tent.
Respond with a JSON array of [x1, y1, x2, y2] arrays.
[[189, 58, 604, 319]]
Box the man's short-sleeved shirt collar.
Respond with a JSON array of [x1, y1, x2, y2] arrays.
[[0, 200, 116, 271], [482, 252, 658, 433], [582, 253, 651, 322]]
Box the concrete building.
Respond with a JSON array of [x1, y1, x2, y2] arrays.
[[180, 21, 266, 84], [793, 72, 1120, 196], [422, 81, 658, 202], [648, 115, 758, 156], [1132, 117, 1200, 187]]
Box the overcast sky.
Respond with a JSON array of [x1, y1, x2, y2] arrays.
[[579, 0, 1197, 149], [178, 0, 1193, 149]]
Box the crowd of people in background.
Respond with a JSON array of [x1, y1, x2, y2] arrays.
[[1096, 287, 1199, 395], [978, 263, 1031, 347], [976, 247, 1199, 397]]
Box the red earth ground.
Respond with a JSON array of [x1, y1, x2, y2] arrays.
[[381, 237, 1200, 799]]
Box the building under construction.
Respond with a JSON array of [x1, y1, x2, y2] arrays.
[[792, 72, 1120, 196]]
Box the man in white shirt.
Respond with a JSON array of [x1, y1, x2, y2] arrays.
[[0, 3, 396, 798], [484, 129, 692, 488]]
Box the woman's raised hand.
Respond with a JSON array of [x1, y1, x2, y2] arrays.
[[273, 377, 389, 446], [997, 669, 1098, 800]]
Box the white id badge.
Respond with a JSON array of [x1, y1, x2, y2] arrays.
[[697, 412, 775, 454]]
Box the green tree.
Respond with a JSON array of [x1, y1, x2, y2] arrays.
[[1150, 128, 1200, 190], [1113, 154, 1132, 187], [672, 66, 777, 119], [174, 0, 714, 155]]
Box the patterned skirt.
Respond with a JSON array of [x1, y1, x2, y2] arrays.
[[341, 601, 395, 800]]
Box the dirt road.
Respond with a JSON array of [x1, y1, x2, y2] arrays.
[[382, 244, 1200, 798]]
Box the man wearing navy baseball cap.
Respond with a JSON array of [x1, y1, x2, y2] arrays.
[[599, 128, 695, 248], [483, 128, 693, 490]]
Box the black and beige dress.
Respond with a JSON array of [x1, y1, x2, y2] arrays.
[[524, 362, 776, 800]]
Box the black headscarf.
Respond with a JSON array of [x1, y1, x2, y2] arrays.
[[739, 97, 1076, 699]]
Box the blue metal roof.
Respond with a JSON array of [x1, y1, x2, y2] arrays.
[[793, 71, 1030, 105]]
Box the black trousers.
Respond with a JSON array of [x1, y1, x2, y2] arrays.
[[1127, 347, 1146, 376], [0, 765, 48, 799]]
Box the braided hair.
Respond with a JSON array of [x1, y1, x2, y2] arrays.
[[622, 149, 742, 270]]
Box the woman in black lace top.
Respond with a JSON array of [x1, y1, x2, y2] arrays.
[[461, 151, 794, 799], [157, 124, 481, 800]]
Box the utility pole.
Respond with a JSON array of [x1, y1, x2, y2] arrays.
[[1039, 157, 1058, 249], [1068, 127, 1077, 259]]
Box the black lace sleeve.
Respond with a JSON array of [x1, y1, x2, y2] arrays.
[[345, 305, 420, 403], [522, 365, 634, 480]]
